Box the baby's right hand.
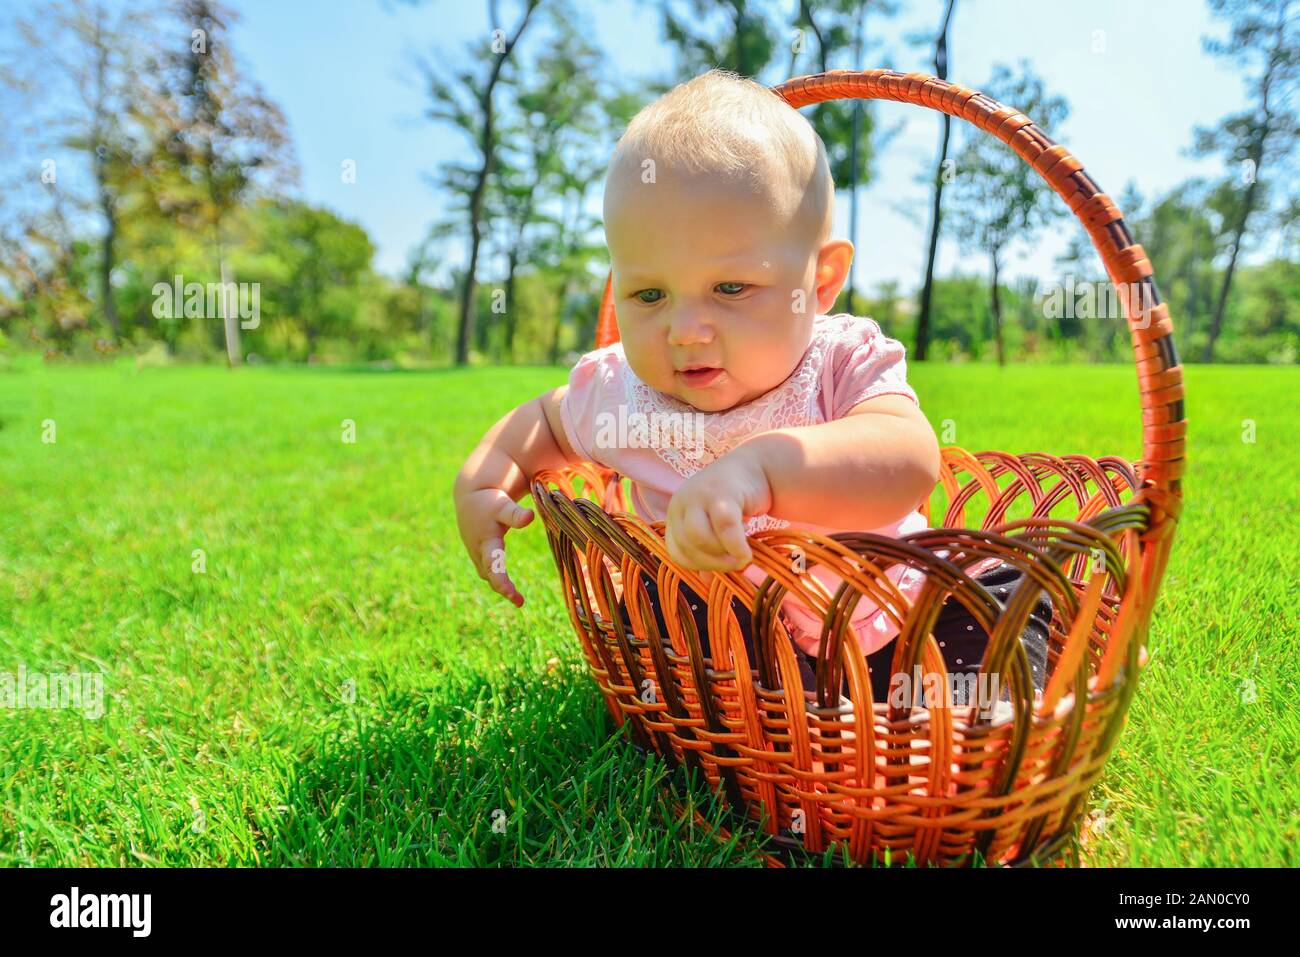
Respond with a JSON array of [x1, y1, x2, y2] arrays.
[[454, 487, 535, 607]]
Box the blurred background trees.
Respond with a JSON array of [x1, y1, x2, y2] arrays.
[[0, 0, 1296, 367], [946, 61, 1069, 367]]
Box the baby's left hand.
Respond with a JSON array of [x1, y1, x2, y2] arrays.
[[665, 447, 772, 572]]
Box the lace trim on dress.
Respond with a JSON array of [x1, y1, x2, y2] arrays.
[[622, 314, 876, 536]]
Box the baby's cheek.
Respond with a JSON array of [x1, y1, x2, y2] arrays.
[[623, 343, 671, 389]]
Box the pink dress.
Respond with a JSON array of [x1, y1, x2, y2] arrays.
[[559, 312, 972, 660]]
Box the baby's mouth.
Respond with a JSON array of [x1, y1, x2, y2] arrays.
[[676, 366, 725, 388]]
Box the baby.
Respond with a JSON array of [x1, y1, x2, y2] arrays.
[[454, 70, 1047, 697]]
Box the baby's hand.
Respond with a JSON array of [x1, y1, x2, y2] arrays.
[[455, 487, 535, 607], [665, 448, 772, 572]]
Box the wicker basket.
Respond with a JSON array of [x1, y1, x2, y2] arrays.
[[530, 69, 1184, 867]]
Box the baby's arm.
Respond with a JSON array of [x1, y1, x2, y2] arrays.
[[453, 387, 581, 606], [665, 394, 941, 571], [743, 394, 941, 528]]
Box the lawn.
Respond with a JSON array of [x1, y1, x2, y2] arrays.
[[0, 358, 1296, 866]]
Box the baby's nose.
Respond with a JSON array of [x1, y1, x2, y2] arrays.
[[667, 310, 715, 345]]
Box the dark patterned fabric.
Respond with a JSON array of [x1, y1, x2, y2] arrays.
[[618, 562, 1051, 703]]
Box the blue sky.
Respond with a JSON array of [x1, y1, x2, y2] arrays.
[[10, 0, 1254, 291]]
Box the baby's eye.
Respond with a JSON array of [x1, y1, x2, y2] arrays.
[[715, 282, 747, 295], [635, 288, 664, 304]]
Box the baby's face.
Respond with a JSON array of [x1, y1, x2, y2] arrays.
[[604, 164, 832, 413]]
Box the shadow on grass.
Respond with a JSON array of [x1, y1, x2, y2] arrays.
[[253, 665, 767, 866]]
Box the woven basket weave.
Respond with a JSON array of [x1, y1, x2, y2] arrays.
[[530, 69, 1185, 867]]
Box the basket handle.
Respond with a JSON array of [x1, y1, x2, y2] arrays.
[[593, 68, 1185, 509]]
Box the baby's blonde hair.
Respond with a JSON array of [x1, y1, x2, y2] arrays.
[[606, 69, 834, 241]]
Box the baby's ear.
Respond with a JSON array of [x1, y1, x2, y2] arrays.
[[814, 239, 854, 313]]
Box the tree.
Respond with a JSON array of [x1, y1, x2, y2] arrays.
[[250, 199, 375, 358], [423, 0, 540, 366], [788, 0, 898, 314], [401, 232, 446, 355], [914, 0, 957, 360], [1128, 181, 1222, 345], [923, 273, 988, 359], [538, 87, 627, 365], [0, 187, 95, 353], [490, 5, 603, 362], [3, 0, 158, 345], [653, 0, 778, 79], [947, 62, 1069, 366], [1195, 0, 1299, 361], [1219, 258, 1300, 361], [1046, 181, 1150, 360], [147, 0, 296, 366]]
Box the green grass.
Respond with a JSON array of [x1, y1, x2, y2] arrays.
[[0, 359, 1296, 866]]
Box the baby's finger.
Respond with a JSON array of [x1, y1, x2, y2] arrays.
[[678, 506, 735, 570], [495, 498, 534, 530], [708, 500, 752, 565], [683, 506, 729, 553], [479, 538, 524, 606], [478, 537, 507, 583], [665, 521, 690, 568], [666, 520, 711, 570]]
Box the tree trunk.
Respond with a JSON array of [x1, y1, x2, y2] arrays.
[[217, 232, 241, 368], [550, 277, 574, 366], [990, 248, 1005, 367], [503, 246, 519, 363], [98, 189, 120, 342], [308, 272, 321, 361], [1204, 172, 1261, 362], [916, 0, 956, 361], [1204, 13, 1281, 362], [456, 176, 486, 366], [453, 0, 537, 366]]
